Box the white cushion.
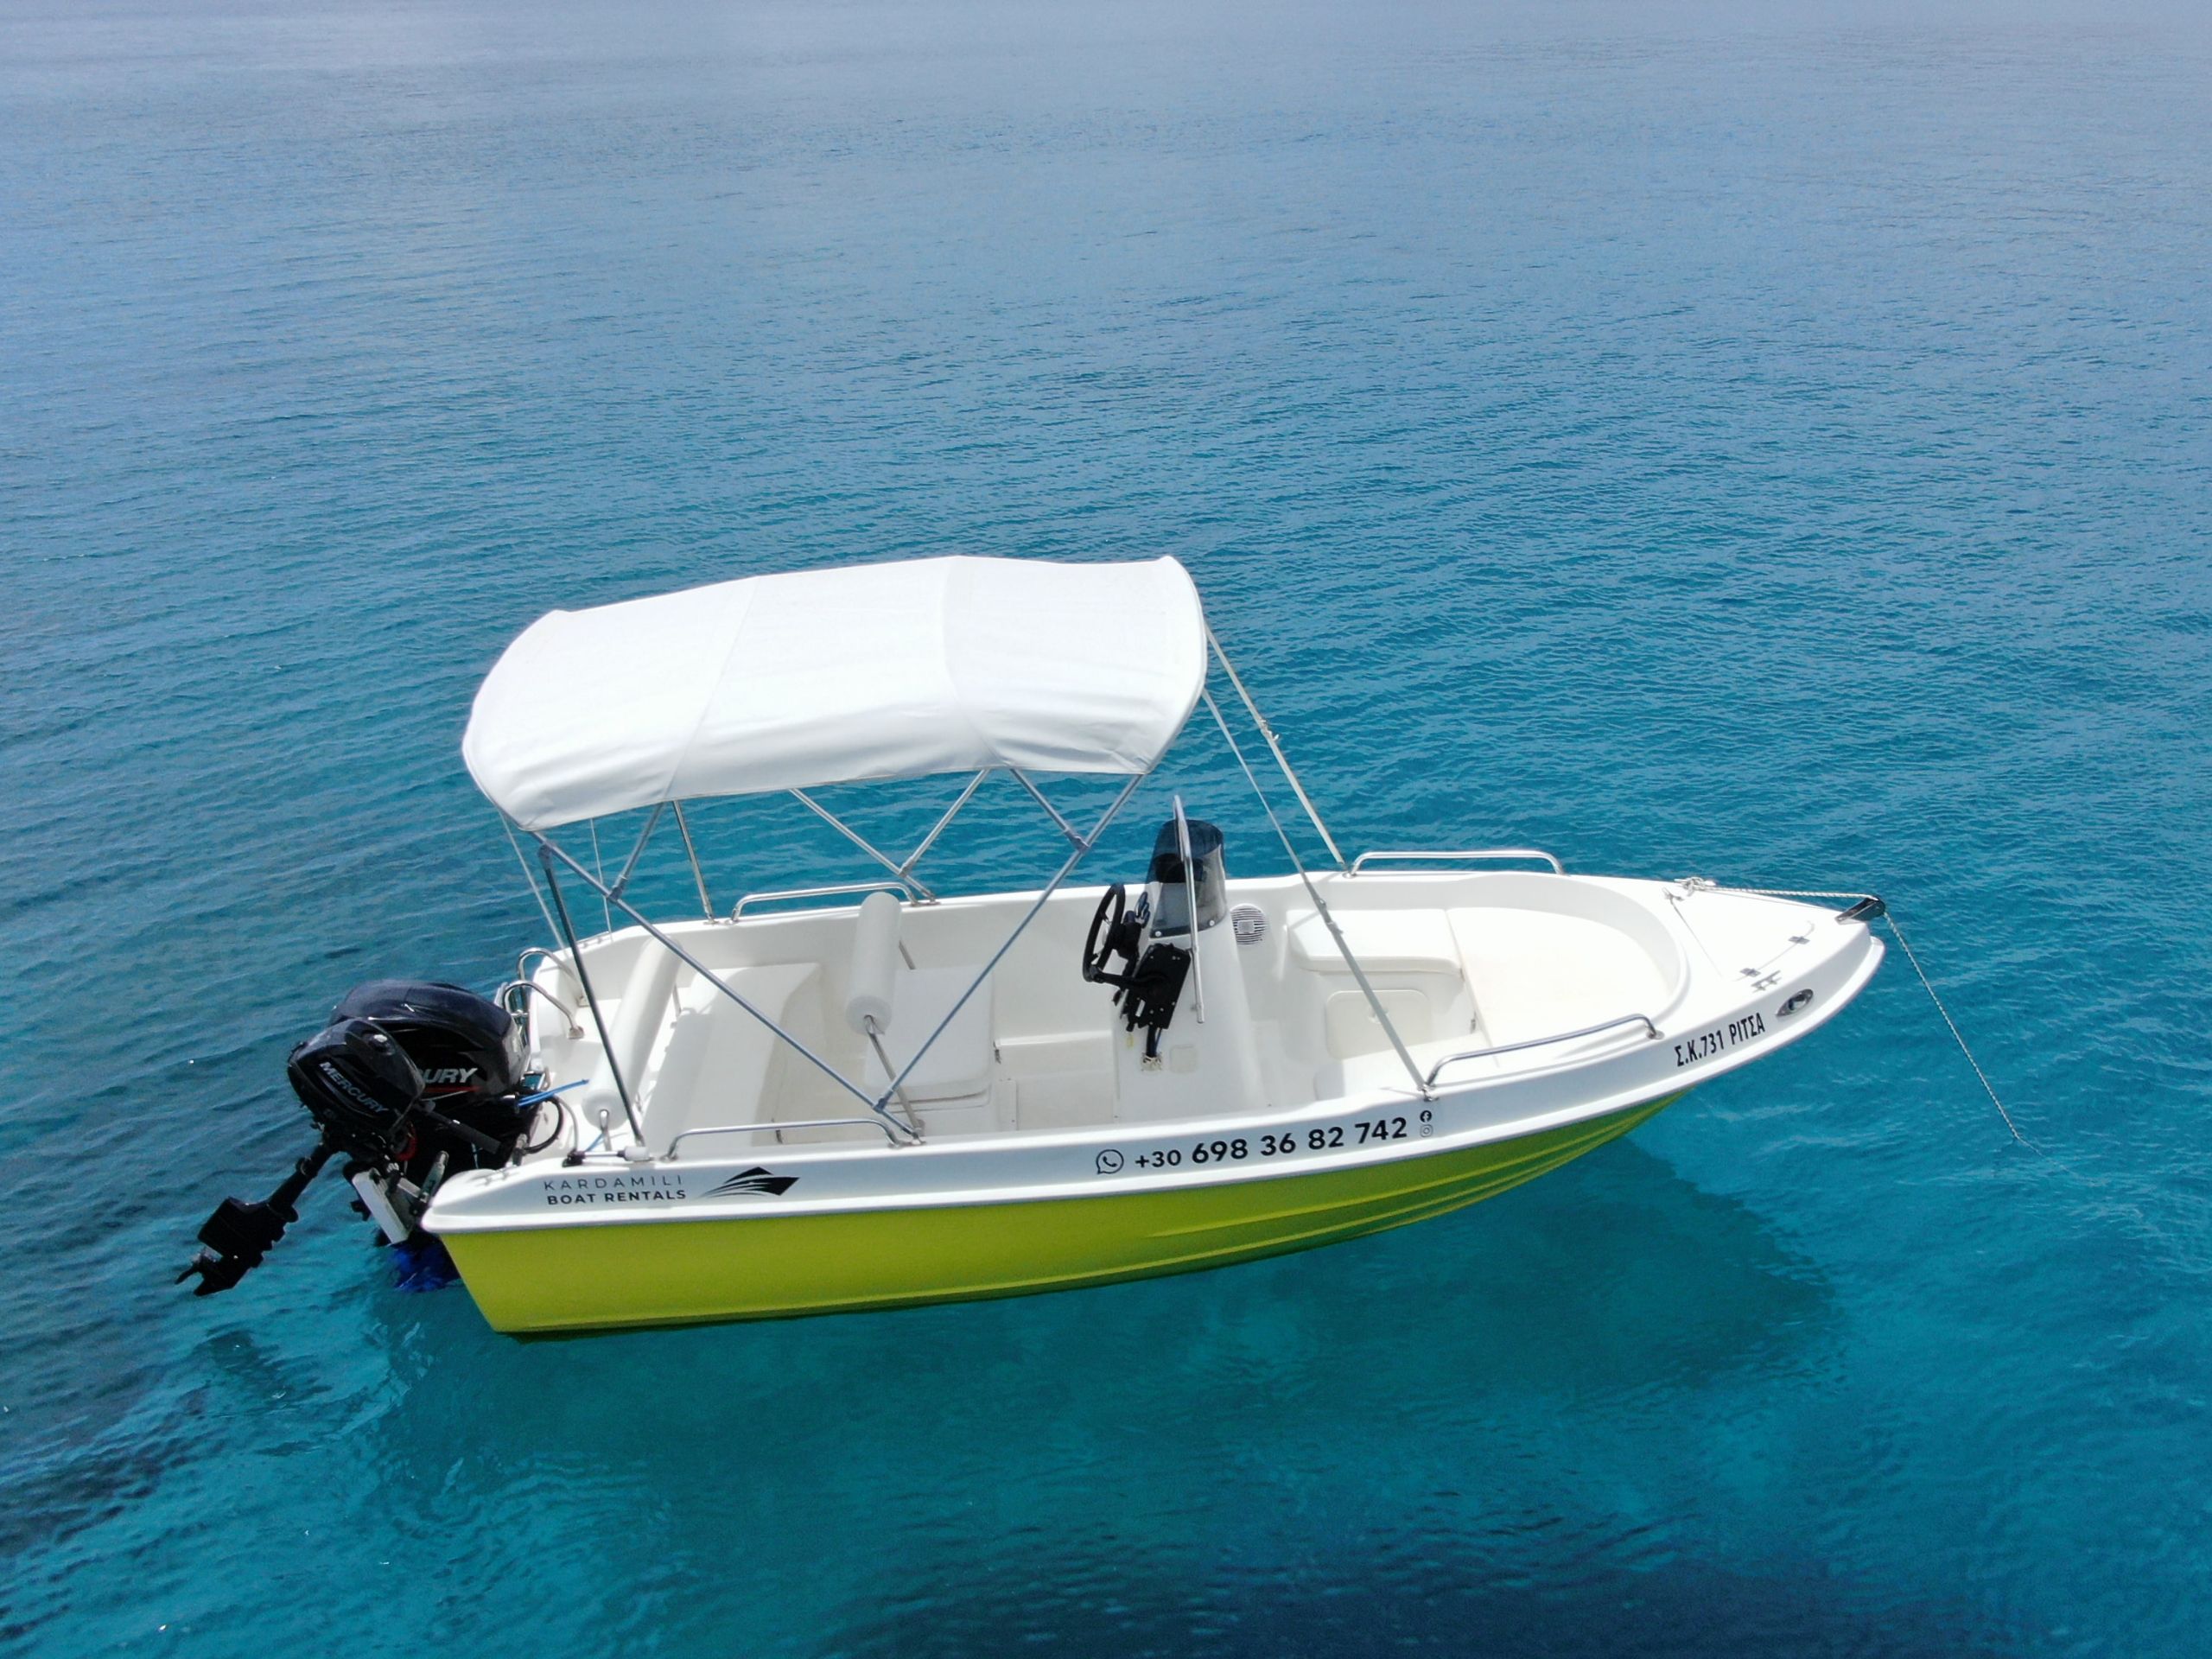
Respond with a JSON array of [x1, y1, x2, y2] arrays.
[[862, 967, 995, 1103], [1287, 908, 1460, 976], [643, 963, 818, 1147]]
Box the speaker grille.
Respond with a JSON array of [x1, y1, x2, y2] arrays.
[[1230, 904, 1268, 945]]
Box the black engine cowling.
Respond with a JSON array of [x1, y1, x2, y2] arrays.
[[285, 1017, 426, 1160], [322, 979, 528, 1156], [179, 979, 533, 1296]]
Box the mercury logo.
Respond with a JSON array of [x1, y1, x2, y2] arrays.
[[316, 1060, 385, 1112], [707, 1166, 798, 1198], [422, 1067, 480, 1085]]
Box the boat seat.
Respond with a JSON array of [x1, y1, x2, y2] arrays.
[[861, 967, 996, 1111], [841, 892, 1000, 1133], [575, 944, 682, 1134], [1287, 908, 1462, 976], [1287, 907, 1476, 1071], [639, 963, 820, 1154]]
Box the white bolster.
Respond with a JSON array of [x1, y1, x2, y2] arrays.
[[845, 890, 902, 1035], [583, 944, 677, 1127]]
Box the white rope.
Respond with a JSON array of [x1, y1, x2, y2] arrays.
[[1880, 911, 2032, 1151], [1203, 688, 1431, 1098], [1684, 880, 1874, 902], [499, 812, 562, 943], [1697, 880, 2035, 1153], [588, 819, 611, 933]]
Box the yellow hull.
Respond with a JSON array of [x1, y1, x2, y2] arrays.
[[445, 1094, 1681, 1335]]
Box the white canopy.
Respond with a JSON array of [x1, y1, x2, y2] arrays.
[[464, 555, 1207, 830]]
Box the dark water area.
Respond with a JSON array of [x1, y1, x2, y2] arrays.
[[3, 1, 2209, 1653]]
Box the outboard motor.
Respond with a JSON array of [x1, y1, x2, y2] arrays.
[[178, 980, 531, 1295], [327, 979, 530, 1155]]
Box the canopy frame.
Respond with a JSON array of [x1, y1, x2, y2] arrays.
[[518, 763, 1159, 1154], [791, 789, 941, 901], [503, 626, 1433, 1161]]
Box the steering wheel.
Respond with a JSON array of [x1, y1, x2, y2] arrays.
[[1083, 885, 1128, 984]]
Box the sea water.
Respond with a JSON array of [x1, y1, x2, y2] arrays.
[[3, 2, 2209, 1653]]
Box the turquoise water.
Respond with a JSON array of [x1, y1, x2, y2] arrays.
[[5, 0, 2210, 1653]]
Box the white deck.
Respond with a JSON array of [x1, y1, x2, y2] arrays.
[[518, 868, 1738, 1160], [421, 864, 1880, 1236]]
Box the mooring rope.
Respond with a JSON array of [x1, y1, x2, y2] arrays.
[[588, 819, 612, 933], [499, 812, 563, 943], [1878, 911, 2032, 1150], [1689, 880, 2035, 1154]]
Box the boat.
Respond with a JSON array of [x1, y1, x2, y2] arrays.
[[180, 554, 1885, 1335]]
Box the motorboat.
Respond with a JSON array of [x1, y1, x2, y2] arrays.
[[181, 555, 1885, 1335]]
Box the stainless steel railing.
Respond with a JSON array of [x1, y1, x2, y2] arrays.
[[497, 978, 582, 1039], [664, 1116, 916, 1159], [729, 878, 919, 921], [1350, 849, 1566, 875], [1424, 1014, 1659, 1088], [516, 945, 569, 981]]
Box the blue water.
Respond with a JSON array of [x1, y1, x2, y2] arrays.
[[5, 1, 2209, 1653]]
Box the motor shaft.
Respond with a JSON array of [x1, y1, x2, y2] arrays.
[[175, 1140, 336, 1295]]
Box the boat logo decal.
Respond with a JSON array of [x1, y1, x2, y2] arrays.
[[1096, 1149, 1125, 1174], [1674, 1011, 1767, 1068], [1778, 989, 1815, 1017], [538, 1170, 692, 1207], [706, 1166, 799, 1198]]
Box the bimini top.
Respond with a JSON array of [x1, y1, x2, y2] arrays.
[[464, 555, 1207, 830]]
